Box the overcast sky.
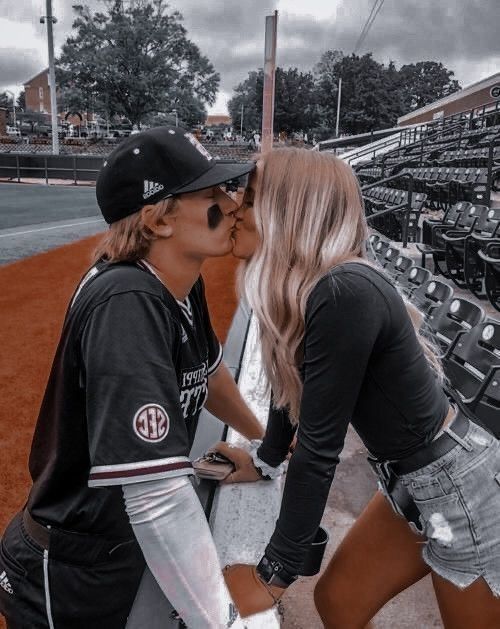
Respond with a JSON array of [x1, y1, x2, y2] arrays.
[[0, 0, 498, 114]]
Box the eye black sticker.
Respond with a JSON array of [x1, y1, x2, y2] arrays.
[[207, 204, 224, 229]]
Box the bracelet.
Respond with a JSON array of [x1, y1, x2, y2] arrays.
[[248, 440, 285, 480]]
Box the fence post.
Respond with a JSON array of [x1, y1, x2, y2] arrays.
[[16, 154, 20, 183], [402, 175, 413, 248]]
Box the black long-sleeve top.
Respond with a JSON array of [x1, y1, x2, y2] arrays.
[[257, 262, 449, 575]]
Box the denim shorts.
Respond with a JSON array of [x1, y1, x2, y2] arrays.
[[397, 416, 500, 595]]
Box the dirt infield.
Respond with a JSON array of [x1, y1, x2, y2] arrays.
[[0, 234, 239, 538]]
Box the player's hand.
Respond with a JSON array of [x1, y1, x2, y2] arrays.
[[286, 434, 297, 460], [223, 564, 286, 618], [209, 441, 261, 484]]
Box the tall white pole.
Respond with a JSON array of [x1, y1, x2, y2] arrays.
[[261, 10, 278, 153], [335, 77, 342, 138], [240, 104, 244, 136], [5, 90, 16, 130], [45, 0, 59, 154]]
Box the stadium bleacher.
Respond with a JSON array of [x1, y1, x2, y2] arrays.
[[358, 104, 500, 439]]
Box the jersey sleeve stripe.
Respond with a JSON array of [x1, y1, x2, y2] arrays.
[[88, 457, 193, 487], [207, 343, 223, 375]]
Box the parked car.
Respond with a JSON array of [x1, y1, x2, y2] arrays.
[[6, 126, 21, 137]]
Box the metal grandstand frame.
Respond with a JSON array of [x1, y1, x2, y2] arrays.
[[362, 171, 415, 247], [343, 99, 500, 170]]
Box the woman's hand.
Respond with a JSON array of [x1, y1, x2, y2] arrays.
[[223, 564, 286, 618], [209, 441, 262, 484]]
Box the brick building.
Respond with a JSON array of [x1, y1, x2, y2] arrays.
[[398, 72, 500, 126], [206, 114, 231, 127], [0, 108, 6, 135], [24, 68, 52, 113], [23, 69, 93, 130]]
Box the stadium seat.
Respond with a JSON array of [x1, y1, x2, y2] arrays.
[[385, 254, 414, 280], [417, 203, 478, 277], [396, 266, 432, 298], [421, 201, 470, 246], [443, 320, 500, 438], [380, 245, 400, 268], [424, 297, 485, 355], [463, 207, 500, 298], [478, 241, 500, 312], [411, 278, 454, 318], [442, 205, 489, 288]]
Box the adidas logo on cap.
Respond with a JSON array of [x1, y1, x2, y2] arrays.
[[0, 570, 13, 595], [143, 180, 165, 200]]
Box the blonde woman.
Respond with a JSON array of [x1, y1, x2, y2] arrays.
[[0, 127, 263, 629], [216, 148, 500, 628]]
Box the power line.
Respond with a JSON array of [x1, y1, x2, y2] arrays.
[[354, 0, 380, 53], [353, 0, 385, 55]]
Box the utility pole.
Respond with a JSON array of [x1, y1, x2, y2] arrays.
[[41, 0, 59, 155], [261, 10, 278, 153], [240, 104, 244, 137], [335, 77, 342, 138], [5, 90, 16, 131]]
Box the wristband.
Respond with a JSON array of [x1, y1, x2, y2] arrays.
[[248, 440, 285, 481], [256, 554, 298, 587]]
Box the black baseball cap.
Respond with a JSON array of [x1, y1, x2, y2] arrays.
[[96, 125, 255, 224]]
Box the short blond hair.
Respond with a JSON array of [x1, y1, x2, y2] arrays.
[[93, 197, 177, 263]]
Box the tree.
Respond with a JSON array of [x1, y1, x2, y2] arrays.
[[56, 0, 220, 126], [228, 67, 319, 135], [0, 92, 13, 109], [228, 70, 263, 133], [398, 61, 461, 111], [16, 90, 26, 110], [315, 52, 404, 135], [0, 92, 15, 125], [274, 68, 320, 134]]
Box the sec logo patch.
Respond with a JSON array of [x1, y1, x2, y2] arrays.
[[133, 404, 170, 442]]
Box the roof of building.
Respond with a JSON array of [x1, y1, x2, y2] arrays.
[[23, 68, 49, 86], [206, 114, 232, 126], [398, 72, 500, 124]]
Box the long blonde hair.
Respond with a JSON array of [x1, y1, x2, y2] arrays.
[[242, 148, 443, 423], [92, 197, 177, 263]]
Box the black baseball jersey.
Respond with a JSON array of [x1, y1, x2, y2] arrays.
[[26, 260, 222, 538]]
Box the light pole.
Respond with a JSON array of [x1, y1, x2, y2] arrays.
[[335, 77, 342, 138], [40, 0, 59, 155], [5, 90, 16, 131], [240, 104, 244, 137]]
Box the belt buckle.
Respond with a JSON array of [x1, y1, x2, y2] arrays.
[[375, 462, 404, 517], [375, 460, 392, 484]]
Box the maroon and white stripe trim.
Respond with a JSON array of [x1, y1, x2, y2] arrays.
[[88, 456, 193, 487], [208, 343, 223, 376]]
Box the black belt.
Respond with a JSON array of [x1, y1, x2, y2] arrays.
[[387, 411, 470, 476], [22, 509, 137, 565], [367, 411, 471, 534], [23, 509, 51, 550]]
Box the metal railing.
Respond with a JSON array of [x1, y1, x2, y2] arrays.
[[0, 153, 250, 185], [0, 153, 104, 184], [362, 172, 415, 247]]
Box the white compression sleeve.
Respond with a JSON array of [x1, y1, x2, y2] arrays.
[[123, 476, 244, 629]]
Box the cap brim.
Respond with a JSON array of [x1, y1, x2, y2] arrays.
[[173, 161, 255, 195]]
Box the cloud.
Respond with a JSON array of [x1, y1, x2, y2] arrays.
[[176, 0, 499, 97], [0, 0, 498, 109], [0, 48, 42, 87]]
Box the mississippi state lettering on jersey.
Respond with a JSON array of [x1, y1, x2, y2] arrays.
[[26, 261, 222, 536]]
